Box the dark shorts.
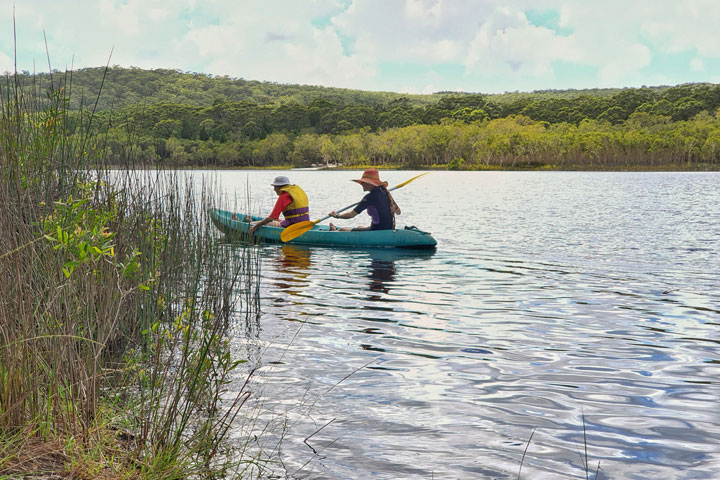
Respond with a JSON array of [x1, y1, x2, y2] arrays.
[[351, 225, 392, 231]]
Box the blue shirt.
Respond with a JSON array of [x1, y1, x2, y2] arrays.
[[353, 186, 395, 230]]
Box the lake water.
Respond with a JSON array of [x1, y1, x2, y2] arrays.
[[210, 170, 719, 479]]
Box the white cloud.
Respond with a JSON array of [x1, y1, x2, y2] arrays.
[[404, 0, 444, 25], [641, 0, 720, 58], [461, 5, 583, 89], [1, 0, 720, 93], [180, 24, 242, 59], [407, 38, 463, 63], [553, 3, 652, 86], [597, 44, 652, 86], [275, 27, 376, 87], [0, 48, 12, 74]]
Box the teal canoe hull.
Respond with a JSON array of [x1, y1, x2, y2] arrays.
[[209, 209, 437, 249]]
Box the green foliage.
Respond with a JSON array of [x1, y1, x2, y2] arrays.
[[1, 66, 264, 478], [42, 189, 118, 279], [14, 66, 436, 111], [154, 118, 182, 137], [448, 157, 465, 170], [9, 67, 720, 170]]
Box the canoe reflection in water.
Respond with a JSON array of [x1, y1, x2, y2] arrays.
[[272, 244, 312, 297]]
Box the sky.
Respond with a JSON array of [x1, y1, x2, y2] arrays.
[[2, 0, 720, 95]]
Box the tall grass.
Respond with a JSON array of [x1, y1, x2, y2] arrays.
[[0, 62, 262, 478]]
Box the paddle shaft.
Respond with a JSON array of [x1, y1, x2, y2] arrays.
[[314, 183, 405, 225]]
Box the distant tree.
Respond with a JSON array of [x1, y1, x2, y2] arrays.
[[290, 134, 325, 167], [672, 97, 705, 121], [451, 107, 489, 123], [308, 98, 336, 127], [154, 119, 181, 138], [597, 106, 627, 125], [651, 99, 674, 116], [241, 121, 265, 139], [611, 89, 656, 114], [377, 107, 418, 129], [253, 133, 292, 166], [199, 118, 215, 140], [626, 112, 669, 128]]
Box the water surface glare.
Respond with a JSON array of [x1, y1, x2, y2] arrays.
[[215, 170, 720, 479]]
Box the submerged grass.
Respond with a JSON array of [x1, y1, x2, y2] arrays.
[[0, 55, 264, 477]]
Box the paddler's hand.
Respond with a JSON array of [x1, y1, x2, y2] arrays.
[[329, 211, 338, 218], [248, 224, 257, 236]]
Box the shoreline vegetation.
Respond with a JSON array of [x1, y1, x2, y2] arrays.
[[1, 66, 268, 478], [3, 67, 720, 172], [164, 162, 720, 172]]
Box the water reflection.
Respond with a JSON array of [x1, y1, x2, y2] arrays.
[[218, 171, 720, 479], [278, 244, 312, 272], [272, 244, 312, 298], [367, 257, 395, 297], [365, 248, 435, 300]]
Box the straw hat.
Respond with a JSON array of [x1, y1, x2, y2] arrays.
[[352, 168, 387, 187]]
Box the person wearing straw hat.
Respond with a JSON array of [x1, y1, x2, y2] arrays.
[[245, 175, 310, 236], [329, 168, 401, 231]]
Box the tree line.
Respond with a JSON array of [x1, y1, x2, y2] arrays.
[[87, 112, 720, 169], [5, 67, 720, 169], [9, 66, 434, 111]]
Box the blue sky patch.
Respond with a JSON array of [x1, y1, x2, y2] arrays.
[[526, 9, 573, 36]]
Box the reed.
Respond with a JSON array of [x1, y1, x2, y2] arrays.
[[0, 59, 262, 477], [517, 414, 604, 479]]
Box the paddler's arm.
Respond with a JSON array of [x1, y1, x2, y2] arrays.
[[249, 216, 275, 236], [249, 193, 290, 235], [329, 210, 358, 220]]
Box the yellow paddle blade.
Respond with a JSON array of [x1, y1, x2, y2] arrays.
[[392, 172, 430, 189], [280, 220, 316, 242]]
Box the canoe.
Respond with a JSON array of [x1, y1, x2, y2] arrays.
[[209, 209, 437, 249]]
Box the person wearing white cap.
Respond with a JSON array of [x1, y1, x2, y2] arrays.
[[247, 176, 310, 236]]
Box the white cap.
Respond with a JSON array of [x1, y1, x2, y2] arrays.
[[270, 175, 291, 186]]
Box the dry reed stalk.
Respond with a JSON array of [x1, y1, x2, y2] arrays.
[[1, 50, 264, 477]]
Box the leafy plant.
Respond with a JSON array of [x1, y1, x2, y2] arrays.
[[1, 55, 263, 478]]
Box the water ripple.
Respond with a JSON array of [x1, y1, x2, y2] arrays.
[[216, 171, 720, 479]]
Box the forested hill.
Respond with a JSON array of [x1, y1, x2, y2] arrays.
[[16, 66, 683, 110], [14, 66, 438, 110], [7, 66, 720, 170]]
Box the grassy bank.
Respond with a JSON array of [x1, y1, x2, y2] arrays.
[[1, 69, 264, 478]]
